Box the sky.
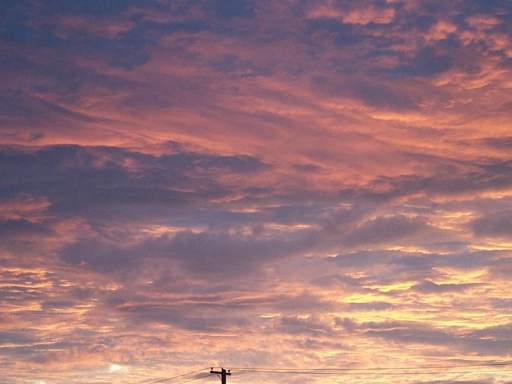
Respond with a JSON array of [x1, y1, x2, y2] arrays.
[[1, 0, 512, 383]]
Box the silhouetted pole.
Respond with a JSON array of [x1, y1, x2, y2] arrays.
[[210, 368, 231, 384]]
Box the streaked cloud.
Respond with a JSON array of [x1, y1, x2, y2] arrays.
[[1, 1, 512, 383]]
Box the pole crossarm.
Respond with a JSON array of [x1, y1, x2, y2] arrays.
[[210, 368, 231, 384]]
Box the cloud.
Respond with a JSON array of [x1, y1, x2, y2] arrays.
[[411, 280, 479, 293], [0, 219, 53, 240], [211, 0, 254, 19], [0, 144, 267, 216], [347, 320, 512, 355], [342, 215, 433, 247], [471, 210, 512, 239], [0, 331, 36, 345], [307, 2, 396, 25], [393, 46, 454, 76], [347, 301, 394, 311], [342, 6, 396, 25], [277, 315, 334, 336], [1, 0, 512, 382]]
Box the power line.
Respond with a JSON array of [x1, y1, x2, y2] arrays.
[[180, 373, 215, 384], [136, 361, 512, 384], [141, 368, 210, 384], [225, 369, 512, 376], [226, 360, 512, 373]]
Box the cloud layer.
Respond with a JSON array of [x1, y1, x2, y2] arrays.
[[1, 1, 512, 383]]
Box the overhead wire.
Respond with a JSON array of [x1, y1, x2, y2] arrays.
[[179, 373, 216, 384], [226, 360, 512, 373], [225, 369, 512, 376], [140, 367, 210, 384], [135, 361, 512, 384]]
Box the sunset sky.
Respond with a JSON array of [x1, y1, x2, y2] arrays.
[[1, 1, 512, 383]]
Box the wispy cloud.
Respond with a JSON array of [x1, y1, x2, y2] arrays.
[[1, 1, 512, 383]]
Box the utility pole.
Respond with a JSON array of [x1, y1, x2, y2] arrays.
[[210, 368, 231, 384]]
